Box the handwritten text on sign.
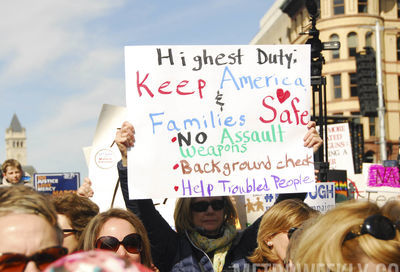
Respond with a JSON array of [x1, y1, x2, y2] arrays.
[[125, 45, 314, 199]]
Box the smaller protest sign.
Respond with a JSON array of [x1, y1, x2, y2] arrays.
[[367, 164, 400, 188], [34, 173, 80, 195], [244, 182, 336, 225]]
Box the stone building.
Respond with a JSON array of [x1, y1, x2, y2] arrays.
[[2, 114, 36, 179]]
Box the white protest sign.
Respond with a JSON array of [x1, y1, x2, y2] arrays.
[[125, 45, 314, 199], [326, 123, 354, 174], [89, 104, 126, 211], [245, 182, 336, 224]]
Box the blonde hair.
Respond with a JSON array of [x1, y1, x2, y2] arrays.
[[381, 200, 400, 223], [174, 196, 238, 234], [0, 185, 63, 245], [248, 199, 319, 264], [79, 208, 153, 268], [293, 200, 400, 271]]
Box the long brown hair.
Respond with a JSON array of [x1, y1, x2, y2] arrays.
[[79, 208, 153, 268]]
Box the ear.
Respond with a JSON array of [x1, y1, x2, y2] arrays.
[[264, 239, 273, 247]]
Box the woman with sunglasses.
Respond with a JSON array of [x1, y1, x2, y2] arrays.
[[292, 200, 400, 271], [114, 120, 323, 272], [79, 208, 154, 269], [0, 186, 67, 272], [248, 199, 318, 271]]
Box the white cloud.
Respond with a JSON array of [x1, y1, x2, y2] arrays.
[[0, 0, 125, 83]]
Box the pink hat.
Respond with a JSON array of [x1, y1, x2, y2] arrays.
[[44, 249, 152, 272]]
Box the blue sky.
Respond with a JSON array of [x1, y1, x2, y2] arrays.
[[0, 0, 273, 179]]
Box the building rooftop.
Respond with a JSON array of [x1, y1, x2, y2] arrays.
[[9, 113, 23, 132]]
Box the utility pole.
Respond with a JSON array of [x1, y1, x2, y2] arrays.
[[375, 20, 387, 162], [359, 21, 388, 162]]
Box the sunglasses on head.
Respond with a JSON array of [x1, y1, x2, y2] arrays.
[[191, 199, 225, 212], [95, 233, 142, 254], [0, 246, 68, 272], [343, 214, 398, 243]]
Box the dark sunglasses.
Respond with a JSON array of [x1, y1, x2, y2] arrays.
[[95, 233, 142, 254], [0, 246, 68, 272], [191, 199, 225, 212], [343, 214, 398, 243], [287, 227, 298, 239], [62, 229, 78, 233]]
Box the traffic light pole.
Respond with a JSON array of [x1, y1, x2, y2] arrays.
[[359, 21, 388, 162], [375, 21, 387, 162]]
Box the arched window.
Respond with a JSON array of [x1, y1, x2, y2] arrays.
[[365, 32, 373, 47], [330, 34, 340, 59], [358, 0, 368, 13], [333, 0, 345, 15], [348, 32, 358, 57]]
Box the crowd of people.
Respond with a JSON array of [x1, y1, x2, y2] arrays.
[[0, 120, 399, 272]]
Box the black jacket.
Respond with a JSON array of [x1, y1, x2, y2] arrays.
[[118, 162, 261, 272]]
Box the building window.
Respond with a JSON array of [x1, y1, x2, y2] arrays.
[[330, 34, 340, 59], [333, 0, 345, 15], [366, 32, 373, 47], [333, 74, 342, 98], [358, 0, 368, 13], [348, 32, 358, 57], [369, 117, 375, 136], [398, 0, 400, 18], [350, 73, 358, 97], [397, 35, 400, 60], [398, 76, 400, 99]]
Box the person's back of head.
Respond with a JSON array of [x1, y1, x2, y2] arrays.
[[381, 199, 400, 223], [292, 200, 400, 271], [44, 250, 153, 272]]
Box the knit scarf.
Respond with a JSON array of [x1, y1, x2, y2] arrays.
[[189, 224, 237, 272]]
